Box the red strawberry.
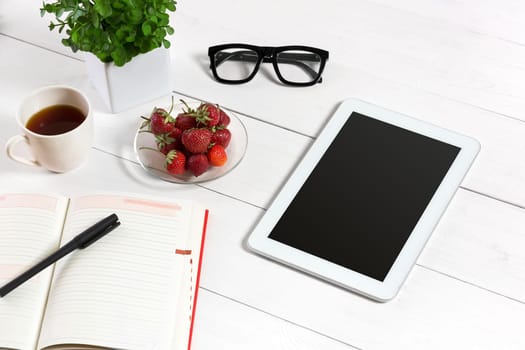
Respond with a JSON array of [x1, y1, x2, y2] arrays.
[[157, 139, 176, 155], [168, 127, 182, 140], [218, 109, 230, 127], [174, 113, 197, 131], [207, 144, 228, 166], [140, 106, 175, 135], [181, 128, 212, 154], [165, 150, 186, 175], [175, 99, 198, 131], [211, 128, 231, 148], [187, 154, 209, 177], [196, 103, 221, 127], [140, 96, 176, 134], [158, 139, 184, 155], [155, 131, 180, 155], [151, 109, 175, 134]]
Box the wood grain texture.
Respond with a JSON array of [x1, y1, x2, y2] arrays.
[[193, 289, 356, 350], [1, 34, 524, 300], [4, 0, 525, 123], [4, 32, 525, 212], [2, 1, 525, 349], [367, 0, 525, 44], [419, 189, 525, 302], [1, 140, 524, 349]]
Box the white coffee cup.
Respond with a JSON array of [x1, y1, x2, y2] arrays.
[[5, 85, 93, 173]]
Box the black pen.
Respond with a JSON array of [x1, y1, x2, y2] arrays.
[[0, 213, 120, 298]]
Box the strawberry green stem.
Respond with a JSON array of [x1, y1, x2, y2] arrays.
[[168, 95, 174, 115], [180, 99, 189, 108]]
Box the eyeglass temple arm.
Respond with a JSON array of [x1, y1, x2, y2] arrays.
[[214, 51, 323, 82]]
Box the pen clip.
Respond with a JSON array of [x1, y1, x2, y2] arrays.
[[78, 213, 121, 249]]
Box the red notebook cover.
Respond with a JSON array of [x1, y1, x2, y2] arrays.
[[187, 209, 209, 350]]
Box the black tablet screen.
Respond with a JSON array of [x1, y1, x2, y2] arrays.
[[268, 112, 460, 281]]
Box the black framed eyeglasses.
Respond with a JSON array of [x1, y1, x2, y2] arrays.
[[208, 44, 329, 86]]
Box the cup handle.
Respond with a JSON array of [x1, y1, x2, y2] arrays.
[[5, 134, 40, 167]]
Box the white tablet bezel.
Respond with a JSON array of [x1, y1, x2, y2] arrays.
[[247, 98, 480, 302]]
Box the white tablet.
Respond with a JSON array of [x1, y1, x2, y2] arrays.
[[247, 98, 480, 302]]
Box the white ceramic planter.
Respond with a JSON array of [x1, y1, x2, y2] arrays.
[[84, 48, 173, 113]]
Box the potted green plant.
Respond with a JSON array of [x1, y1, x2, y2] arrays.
[[41, 0, 177, 112]]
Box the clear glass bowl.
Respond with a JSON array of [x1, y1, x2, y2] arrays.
[[134, 102, 248, 184]]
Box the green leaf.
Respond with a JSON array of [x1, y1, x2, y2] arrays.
[[125, 30, 137, 42], [39, 0, 177, 67], [154, 28, 165, 40], [157, 13, 169, 26], [166, 1, 176, 12], [129, 9, 143, 23], [111, 46, 128, 67], [94, 0, 112, 17], [71, 29, 79, 43], [91, 12, 100, 28], [141, 21, 152, 36]]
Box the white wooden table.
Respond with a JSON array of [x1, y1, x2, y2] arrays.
[[1, 1, 524, 349]]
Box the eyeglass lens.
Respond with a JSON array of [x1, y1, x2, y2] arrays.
[[214, 49, 259, 81], [213, 47, 322, 84], [276, 50, 322, 83]]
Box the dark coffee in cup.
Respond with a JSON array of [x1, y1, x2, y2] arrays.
[[25, 104, 85, 136], [6, 85, 93, 173]]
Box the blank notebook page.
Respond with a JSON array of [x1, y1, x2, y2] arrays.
[[38, 194, 197, 350], [0, 194, 67, 350]]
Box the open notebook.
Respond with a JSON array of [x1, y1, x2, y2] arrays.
[[0, 193, 209, 350]]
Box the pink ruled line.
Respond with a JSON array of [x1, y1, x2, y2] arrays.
[[0, 194, 57, 211], [70, 195, 182, 216]]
